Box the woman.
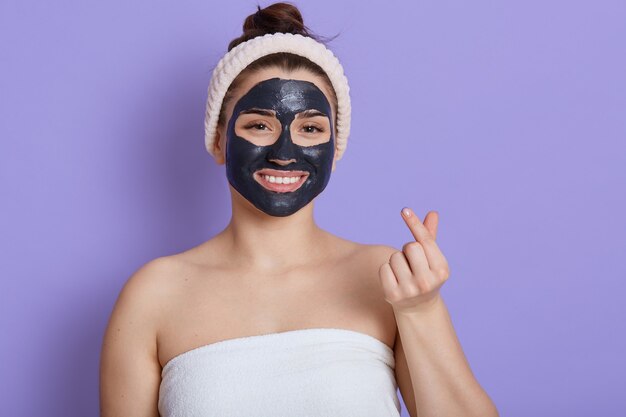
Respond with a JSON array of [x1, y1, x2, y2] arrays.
[[100, 3, 499, 416]]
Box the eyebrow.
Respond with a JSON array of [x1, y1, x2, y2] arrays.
[[238, 108, 328, 118], [239, 108, 276, 117], [296, 109, 328, 119]]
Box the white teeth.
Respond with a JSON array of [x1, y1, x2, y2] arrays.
[[262, 174, 302, 184]]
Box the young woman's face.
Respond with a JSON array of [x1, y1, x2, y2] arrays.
[[215, 68, 338, 217]]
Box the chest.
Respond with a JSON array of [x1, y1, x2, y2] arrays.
[[156, 253, 396, 368]]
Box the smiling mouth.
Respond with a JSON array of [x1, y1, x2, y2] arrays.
[[253, 169, 310, 193]]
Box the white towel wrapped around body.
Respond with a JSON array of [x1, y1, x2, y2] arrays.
[[158, 327, 402, 417]]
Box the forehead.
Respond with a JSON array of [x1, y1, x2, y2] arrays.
[[233, 77, 331, 115], [225, 67, 335, 118]]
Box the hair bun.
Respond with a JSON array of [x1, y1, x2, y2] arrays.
[[229, 2, 322, 50], [245, 2, 304, 34]]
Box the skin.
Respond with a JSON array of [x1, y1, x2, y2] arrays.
[[383, 208, 500, 416], [100, 66, 499, 417], [224, 76, 336, 217], [99, 67, 414, 416]]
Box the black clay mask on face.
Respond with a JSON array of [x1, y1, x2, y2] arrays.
[[225, 77, 335, 217]]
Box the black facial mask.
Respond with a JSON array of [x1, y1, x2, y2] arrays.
[[225, 77, 335, 217]]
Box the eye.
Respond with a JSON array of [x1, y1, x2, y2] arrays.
[[301, 124, 325, 134], [244, 122, 271, 131]]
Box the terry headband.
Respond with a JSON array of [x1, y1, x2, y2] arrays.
[[204, 32, 352, 161]]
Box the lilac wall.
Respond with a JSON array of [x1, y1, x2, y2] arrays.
[[1, 1, 625, 416]]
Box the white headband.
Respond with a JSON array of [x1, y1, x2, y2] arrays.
[[204, 32, 352, 161]]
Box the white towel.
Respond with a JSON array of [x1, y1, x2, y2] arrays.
[[158, 327, 401, 417]]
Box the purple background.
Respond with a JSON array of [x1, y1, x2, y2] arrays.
[[1, 1, 625, 416]]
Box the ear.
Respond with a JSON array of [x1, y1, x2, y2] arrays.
[[213, 127, 226, 165]]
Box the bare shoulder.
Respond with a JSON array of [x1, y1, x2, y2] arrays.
[[99, 255, 187, 416], [349, 242, 402, 297], [370, 243, 401, 257], [102, 254, 189, 358], [323, 236, 401, 280], [140, 252, 195, 281], [115, 255, 188, 309], [123, 256, 174, 291], [352, 242, 401, 266]]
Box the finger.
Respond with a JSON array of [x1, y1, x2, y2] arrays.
[[402, 208, 447, 271], [402, 241, 431, 276], [412, 235, 448, 274], [389, 251, 413, 284], [401, 207, 435, 243], [379, 262, 399, 295], [423, 211, 439, 240], [401, 243, 441, 292]]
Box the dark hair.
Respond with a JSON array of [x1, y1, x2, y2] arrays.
[[216, 2, 340, 131]]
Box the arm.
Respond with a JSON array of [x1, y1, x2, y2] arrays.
[[393, 326, 419, 417], [395, 296, 499, 417], [99, 259, 165, 417], [379, 208, 499, 417]]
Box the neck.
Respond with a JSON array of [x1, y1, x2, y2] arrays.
[[216, 188, 328, 272]]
